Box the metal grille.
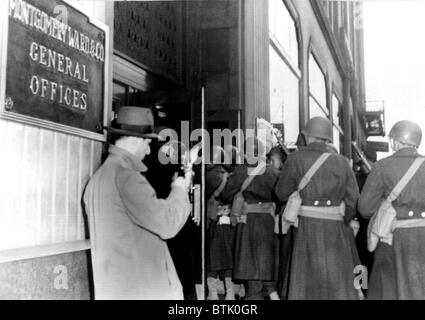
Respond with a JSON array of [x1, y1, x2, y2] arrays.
[[114, 1, 183, 83]]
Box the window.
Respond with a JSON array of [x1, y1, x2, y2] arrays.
[[332, 94, 344, 152], [269, 47, 299, 144], [269, 0, 298, 66], [268, 0, 300, 145], [332, 2, 341, 36], [346, 2, 353, 54], [309, 53, 328, 118], [112, 80, 141, 120]]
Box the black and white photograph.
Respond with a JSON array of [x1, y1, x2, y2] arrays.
[[0, 0, 425, 307]]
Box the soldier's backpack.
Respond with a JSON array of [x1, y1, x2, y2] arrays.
[[281, 153, 332, 234], [367, 157, 425, 252], [206, 171, 229, 223]]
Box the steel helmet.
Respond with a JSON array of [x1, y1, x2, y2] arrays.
[[389, 120, 422, 147], [303, 117, 333, 142]]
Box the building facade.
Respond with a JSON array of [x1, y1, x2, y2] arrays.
[[0, 0, 368, 299]]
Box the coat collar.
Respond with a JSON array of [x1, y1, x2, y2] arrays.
[[304, 142, 337, 154], [109, 145, 148, 172], [392, 147, 420, 158]]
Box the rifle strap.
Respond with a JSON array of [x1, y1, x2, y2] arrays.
[[387, 157, 425, 202], [240, 161, 267, 193], [298, 153, 332, 191], [212, 172, 229, 199]]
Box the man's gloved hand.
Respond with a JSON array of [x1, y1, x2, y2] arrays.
[[171, 171, 193, 193]]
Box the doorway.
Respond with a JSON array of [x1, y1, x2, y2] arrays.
[[112, 70, 203, 300]]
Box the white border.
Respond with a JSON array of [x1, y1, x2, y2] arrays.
[[0, 0, 110, 142]]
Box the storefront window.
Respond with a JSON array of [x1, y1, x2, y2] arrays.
[[268, 0, 300, 145], [309, 53, 328, 118], [269, 0, 298, 66], [269, 47, 299, 144]]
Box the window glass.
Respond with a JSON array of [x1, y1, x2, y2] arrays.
[[269, 0, 298, 66], [112, 80, 141, 120], [332, 94, 343, 152], [309, 96, 327, 119], [309, 53, 328, 121], [309, 54, 327, 109], [269, 47, 299, 144]]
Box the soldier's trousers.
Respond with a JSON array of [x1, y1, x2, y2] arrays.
[[207, 269, 232, 279]]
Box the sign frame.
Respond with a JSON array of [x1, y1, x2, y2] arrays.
[[0, 0, 110, 142]]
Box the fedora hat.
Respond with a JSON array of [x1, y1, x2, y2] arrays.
[[108, 106, 160, 139]]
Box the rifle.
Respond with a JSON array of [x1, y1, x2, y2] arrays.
[[352, 141, 372, 172], [272, 128, 291, 156]]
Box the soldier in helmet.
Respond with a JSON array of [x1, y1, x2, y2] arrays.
[[275, 117, 361, 300], [359, 120, 425, 299], [221, 136, 280, 300], [206, 145, 237, 300]]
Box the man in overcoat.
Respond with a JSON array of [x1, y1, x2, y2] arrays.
[[275, 117, 361, 300], [83, 106, 193, 300], [359, 120, 425, 299]]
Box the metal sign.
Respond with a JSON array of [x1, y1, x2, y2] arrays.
[[2, 0, 108, 140], [365, 113, 385, 137], [367, 140, 389, 153]]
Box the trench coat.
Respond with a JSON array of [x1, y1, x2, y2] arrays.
[[83, 146, 191, 300], [221, 162, 280, 281], [275, 142, 360, 300], [358, 147, 425, 300], [205, 165, 235, 273]]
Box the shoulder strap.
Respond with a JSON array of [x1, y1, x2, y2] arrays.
[[387, 157, 425, 202], [298, 153, 332, 191], [240, 161, 267, 193], [212, 172, 229, 198]]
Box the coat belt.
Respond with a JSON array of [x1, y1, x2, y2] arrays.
[[235, 202, 276, 224], [392, 218, 425, 231], [298, 205, 344, 221]]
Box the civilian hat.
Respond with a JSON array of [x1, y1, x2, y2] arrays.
[[108, 106, 160, 139]]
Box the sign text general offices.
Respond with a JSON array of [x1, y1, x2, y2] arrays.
[[6, 0, 106, 134]]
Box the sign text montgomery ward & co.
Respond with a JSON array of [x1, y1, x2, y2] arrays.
[[5, 0, 107, 136]]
